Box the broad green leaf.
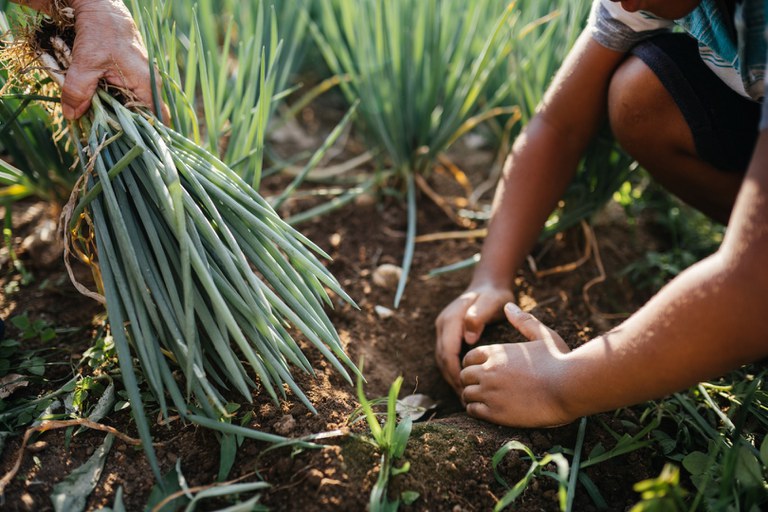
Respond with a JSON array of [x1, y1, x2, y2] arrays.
[[218, 433, 237, 482], [735, 445, 764, 488], [144, 464, 188, 512], [87, 381, 115, 424], [760, 435, 768, 468], [401, 490, 419, 505], [50, 434, 114, 512]]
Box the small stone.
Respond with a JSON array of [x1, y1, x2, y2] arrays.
[[273, 414, 297, 436], [27, 441, 48, 453], [372, 264, 402, 289], [329, 233, 342, 248], [354, 193, 376, 207], [306, 468, 324, 487], [374, 305, 394, 320]]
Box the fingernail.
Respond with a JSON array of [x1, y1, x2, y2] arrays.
[[505, 302, 522, 315]]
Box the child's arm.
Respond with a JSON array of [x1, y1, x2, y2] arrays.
[[435, 29, 627, 394], [460, 133, 768, 427]]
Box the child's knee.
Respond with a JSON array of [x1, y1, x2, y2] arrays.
[[607, 56, 669, 153]]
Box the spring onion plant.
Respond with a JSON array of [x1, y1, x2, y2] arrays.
[[310, 0, 519, 306], [129, 0, 312, 189], [0, 9, 75, 208], [161, 0, 311, 106], [7, 8, 357, 480]]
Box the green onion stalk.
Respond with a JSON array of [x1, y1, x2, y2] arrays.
[[25, 18, 357, 479]]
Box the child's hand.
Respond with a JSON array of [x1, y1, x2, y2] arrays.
[[459, 303, 572, 427], [434, 284, 514, 395]]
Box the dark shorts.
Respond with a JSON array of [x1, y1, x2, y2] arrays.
[[630, 32, 761, 173]]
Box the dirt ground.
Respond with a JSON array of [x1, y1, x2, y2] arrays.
[[0, 143, 670, 510]]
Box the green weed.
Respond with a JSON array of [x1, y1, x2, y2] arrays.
[[617, 177, 724, 292], [630, 464, 688, 512], [353, 367, 416, 511], [492, 440, 570, 511], [627, 368, 768, 510], [9, 313, 56, 343]]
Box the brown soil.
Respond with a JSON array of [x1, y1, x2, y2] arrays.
[[0, 149, 667, 511]]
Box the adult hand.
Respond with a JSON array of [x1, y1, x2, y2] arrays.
[[62, 0, 168, 120], [434, 283, 514, 395], [460, 302, 572, 427]]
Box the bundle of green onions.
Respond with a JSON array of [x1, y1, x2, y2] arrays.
[[18, 16, 357, 475]]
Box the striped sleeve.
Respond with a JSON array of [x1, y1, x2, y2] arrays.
[[761, 53, 768, 129], [588, 0, 674, 52], [758, 5, 768, 130]]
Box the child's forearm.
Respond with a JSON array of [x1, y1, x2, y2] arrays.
[[471, 32, 625, 290], [470, 119, 581, 289], [557, 252, 768, 420], [555, 128, 768, 419]]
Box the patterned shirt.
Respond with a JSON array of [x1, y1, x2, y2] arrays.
[[588, 0, 767, 126]]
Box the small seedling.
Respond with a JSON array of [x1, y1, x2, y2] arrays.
[[630, 464, 688, 512], [10, 314, 56, 343], [354, 365, 417, 511], [492, 440, 569, 511]]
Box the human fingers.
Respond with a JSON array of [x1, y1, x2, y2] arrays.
[[463, 296, 489, 344], [60, 63, 101, 120], [461, 382, 485, 404], [504, 303, 570, 354], [464, 400, 494, 423], [435, 310, 465, 394], [158, 100, 172, 125], [459, 363, 484, 387], [503, 302, 552, 341], [461, 345, 490, 368], [108, 62, 171, 122], [466, 287, 514, 343]]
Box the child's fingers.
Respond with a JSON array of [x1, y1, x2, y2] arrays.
[[459, 358, 485, 385], [461, 346, 489, 368], [435, 313, 466, 393], [464, 297, 495, 344], [503, 302, 552, 341], [464, 400, 493, 423], [464, 291, 511, 344]]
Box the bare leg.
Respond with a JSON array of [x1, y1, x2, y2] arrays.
[[607, 56, 743, 224]]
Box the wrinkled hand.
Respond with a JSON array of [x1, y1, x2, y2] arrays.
[[459, 303, 572, 427], [435, 283, 514, 394], [63, 0, 168, 120]]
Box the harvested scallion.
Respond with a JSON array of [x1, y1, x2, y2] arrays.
[[8, 12, 357, 480]]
